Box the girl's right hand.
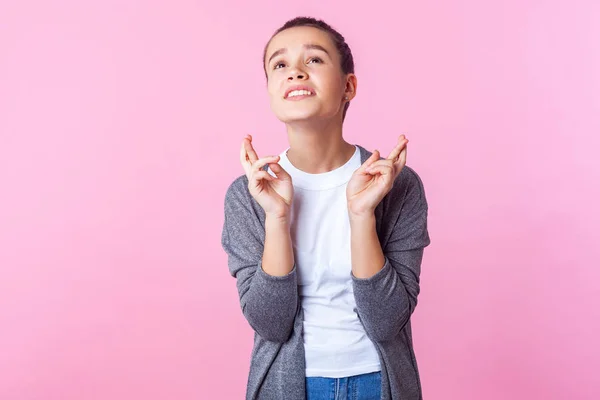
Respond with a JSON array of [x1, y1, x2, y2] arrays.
[[240, 134, 293, 219]]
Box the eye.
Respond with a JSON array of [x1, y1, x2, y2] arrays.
[[273, 61, 285, 70], [308, 57, 323, 64]]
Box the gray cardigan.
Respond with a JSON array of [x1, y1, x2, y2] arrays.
[[221, 144, 431, 399]]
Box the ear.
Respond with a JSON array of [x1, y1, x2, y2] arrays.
[[344, 73, 358, 101]]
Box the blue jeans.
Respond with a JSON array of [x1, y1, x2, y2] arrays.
[[305, 371, 381, 400]]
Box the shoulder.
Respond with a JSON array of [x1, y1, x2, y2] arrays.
[[223, 174, 265, 222], [223, 174, 251, 213], [224, 174, 248, 200], [397, 165, 426, 197], [225, 174, 252, 203], [387, 165, 428, 212]]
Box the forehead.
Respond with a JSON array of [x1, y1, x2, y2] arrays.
[[265, 26, 336, 60]]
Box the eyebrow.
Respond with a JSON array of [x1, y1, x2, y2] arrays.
[[267, 44, 330, 66]]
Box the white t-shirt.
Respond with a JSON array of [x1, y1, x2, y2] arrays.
[[268, 145, 381, 378]]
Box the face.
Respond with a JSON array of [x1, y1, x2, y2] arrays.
[[264, 26, 356, 123]]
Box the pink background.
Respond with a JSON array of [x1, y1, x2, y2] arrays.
[[1, 1, 599, 399]]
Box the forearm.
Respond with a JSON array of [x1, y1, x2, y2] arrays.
[[349, 212, 386, 279], [222, 183, 298, 343], [241, 213, 297, 342], [262, 213, 294, 276], [345, 167, 430, 342], [349, 211, 412, 342]]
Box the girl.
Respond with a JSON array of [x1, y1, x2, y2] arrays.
[[221, 17, 431, 400]]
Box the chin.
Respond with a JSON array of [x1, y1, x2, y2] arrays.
[[275, 106, 340, 124], [273, 107, 318, 123], [277, 113, 321, 123]]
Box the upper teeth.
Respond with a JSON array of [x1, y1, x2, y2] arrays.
[[287, 90, 313, 98]]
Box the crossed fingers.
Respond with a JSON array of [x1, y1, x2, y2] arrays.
[[365, 135, 409, 179], [240, 134, 280, 181]]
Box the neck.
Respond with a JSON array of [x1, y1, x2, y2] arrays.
[[284, 117, 355, 174]]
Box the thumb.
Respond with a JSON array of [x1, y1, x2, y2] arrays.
[[269, 162, 291, 180], [359, 150, 380, 172]]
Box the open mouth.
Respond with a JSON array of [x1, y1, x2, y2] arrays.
[[285, 89, 315, 100]]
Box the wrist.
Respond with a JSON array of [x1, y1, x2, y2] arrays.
[[265, 212, 291, 225], [348, 210, 376, 225]]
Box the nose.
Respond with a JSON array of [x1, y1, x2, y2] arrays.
[[288, 73, 306, 81], [287, 65, 307, 81]]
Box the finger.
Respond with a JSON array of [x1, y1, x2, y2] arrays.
[[244, 137, 259, 164], [252, 155, 280, 174], [387, 147, 408, 180], [397, 146, 407, 169], [358, 150, 381, 173], [251, 170, 275, 184], [365, 163, 394, 176], [240, 139, 253, 175], [365, 159, 393, 171], [387, 136, 408, 162], [269, 162, 291, 180]]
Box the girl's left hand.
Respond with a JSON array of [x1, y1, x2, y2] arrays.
[[346, 135, 409, 217]]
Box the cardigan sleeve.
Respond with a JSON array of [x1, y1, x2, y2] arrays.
[[351, 167, 431, 343], [220, 177, 298, 343]]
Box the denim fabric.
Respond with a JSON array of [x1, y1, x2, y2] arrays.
[[306, 371, 382, 400]]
